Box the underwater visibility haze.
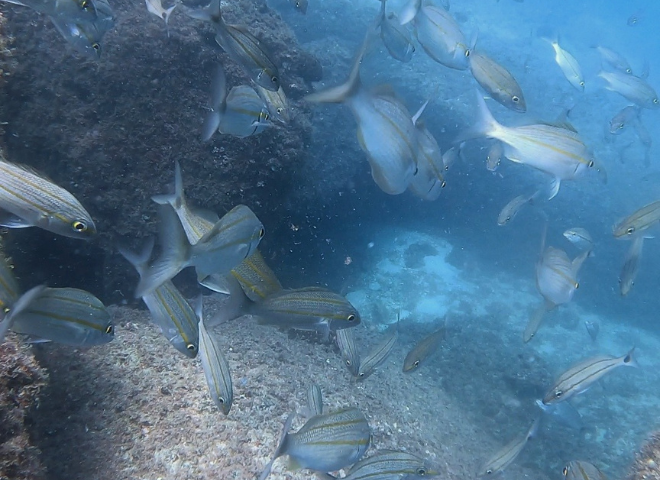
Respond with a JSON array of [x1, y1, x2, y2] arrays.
[[0, 0, 659, 479]]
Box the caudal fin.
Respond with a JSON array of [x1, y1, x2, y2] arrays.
[[258, 411, 296, 480], [152, 160, 186, 210], [454, 91, 501, 145], [399, 0, 421, 25], [0, 285, 46, 343], [118, 237, 156, 279]]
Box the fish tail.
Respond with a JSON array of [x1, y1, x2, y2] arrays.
[[0, 284, 46, 342], [135, 206, 190, 298], [152, 160, 186, 209], [117, 237, 155, 278], [399, 0, 421, 25], [454, 91, 501, 145], [163, 3, 177, 24], [185, 0, 220, 23], [258, 411, 296, 480], [623, 347, 639, 368]]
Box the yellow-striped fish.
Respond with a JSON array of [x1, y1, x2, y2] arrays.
[[198, 310, 233, 415], [336, 326, 361, 376], [613, 200, 660, 238], [358, 325, 398, 379], [535, 247, 588, 308], [409, 100, 447, 200], [563, 461, 608, 480], [599, 70, 659, 109], [479, 417, 540, 476], [469, 50, 526, 112], [403, 326, 445, 372], [413, 4, 470, 70], [546, 39, 584, 91], [230, 249, 282, 302], [619, 235, 644, 296], [0, 156, 96, 238]]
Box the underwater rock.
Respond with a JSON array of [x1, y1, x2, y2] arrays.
[[628, 431, 660, 480], [0, 0, 318, 303], [0, 336, 48, 480]]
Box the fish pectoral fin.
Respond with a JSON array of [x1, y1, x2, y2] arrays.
[[0, 211, 33, 228], [547, 177, 561, 200]]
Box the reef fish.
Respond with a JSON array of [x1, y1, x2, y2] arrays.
[[0, 156, 96, 239], [563, 227, 594, 253], [599, 70, 659, 109], [609, 105, 639, 134], [409, 100, 447, 200], [119, 238, 200, 358], [536, 247, 588, 308], [376, 0, 415, 63], [592, 45, 632, 74], [403, 326, 445, 372], [478, 417, 540, 476], [486, 142, 503, 171], [358, 324, 398, 379], [542, 348, 637, 405], [497, 191, 539, 226], [522, 302, 548, 343], [327, 449, 438, 480], [412, 3, 470, 70], [336, 327, 361, 376], [48, 0, 115, 58], [546, 38, 584, 91], [198, 305, 233, 415], [619, 234, 644, 296], [255, 84, 290, 125], [469, 50, 526, 112], [613, 200, 660, 239], [10, 287, 114, 346], [230, 249, 283, 302], [135, 204, 264, 297], [563, 461, 608, 480], [2, 0, 100, 23], [145, 0, 176, 35], [259, 408, 371, 479], [584, 320, 599, 341]]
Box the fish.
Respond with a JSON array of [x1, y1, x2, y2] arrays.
[[358, 324, 398, 379], [403, 326, 445, 372], [469, 50, 526, 112], [197, 302, 233, 415], [409, 100, 447, 200], [203, 67, 272, 140], [145, 0, 176, 36], [255, 84, 290, 125], [399, 0, 421, 25], [0, 285, 47, 343], [187, 0, 280, 91], [413, 4, 470, 70], [305, 36, 418, 195], [486, 142, 503, 172], [563, 461, 607, 480], [497, 191, 539, 226], [336, 327, 361, 376], [613, 200, 660, 238], [259, 407, 371, 479], [592, 46, 632, 74], [584, 320, 599, 341], [288, 0, 307, 14], [10, 287, 114, 346], [327, 449, 438, 480], [619, 234, 644, 296], [230, 249, 283, 302], [48, 0, 114, 58], [376, 0, 415, 63], [627, 9, 644, 26], [563, 227, 594, 253], [609, 106, 640, 134], [522, 302, 548, 343], [119, 239, 200, 358], [152, 160, 218, 245], [0, 156, 96, 239], [536, 247, 588, 308], [252, 287, 360, 337], [598, 71, 659, 109], [535, 399, 583, 431], [307, 384, 323, 417], [478, 417, 540, 476], [442, 146, 460, 171], [458, 93, 601, 199], [2, 0, 100, 23], [546, 38, 584, 91], [135, 204, 264, 297], [542, 347, 638, 405]]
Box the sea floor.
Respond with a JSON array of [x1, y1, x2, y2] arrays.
[[25, 228, 659, 480]]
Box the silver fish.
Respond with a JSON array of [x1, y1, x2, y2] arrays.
[[10, 287, 114, 346], [119, 239, 200, 358], [613, 200, 660, 238], [599, 70, 659, 109], [409, 101, 446, 200], [563, 461, 607, 480], [584, 320, 599, 341], [255, 84, 290, 125], [230, 249, 282, 302], [469, 51, 526, 112], [358, 326, 398, 379], [535, 399, 583, 431], [152, 160, 218, 245], [2, 0, 100, 23], [522, 302, 548, 343], [619, 234, 644, 296], [187, 0, 280, 91], [442, 145, 461, 172], [593, 46, 632, 74], [48, 0, 114, 58], [288, 0, 307, 14], [479, 418, 540, 476], [198, 304, 233, 415], [252, 287, 360, 336], [307, 384, 323, 417], [145, 0, 176, 35], [403, 326, 445, 372], [536, 247, 588, 308], [305, 38, 418, 195], [486, 142, 503, 171], [260, 408, 371, 478], [135, 204, 264, 297], [497, 191, 539, 226], [0, 156, 96, 239], [336, 327, 361, 376], [339, 449, 438, 480], [563, 227, 594, 253], [542, 348, 638, 405], [547, 39, 584, 91], [627, 9, 644, 27], [459, 93, 602, 198], [413, 4, 470, 70], [377, 0, 415, 63]]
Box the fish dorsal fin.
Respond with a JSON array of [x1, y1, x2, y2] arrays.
[[411, 99, 429, 125], [571, 249, 590, 275]]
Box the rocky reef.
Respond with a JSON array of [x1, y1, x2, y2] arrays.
[[0, 0, 321, 303], [629, 432, 660, 480]]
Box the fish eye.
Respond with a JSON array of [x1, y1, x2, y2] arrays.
[[417, 467, 427, 475], [588, 160, 594, 168], [563, 467, 569, 477], [654, 98, 659, 104], [347, 314, 356, 322], [486, 469, 493, 475], [2, 306, 9, 314], [346, 359, 352, 366], [72, 220, 88, 232], [358, 372, 365, 377], [554, 390, 563, 398], [440, 181, 447, 188], [574, 282, 580, 289], [271, 75, 278, 84], [626, 68, 632, 74], [186, 343, 196, 351], [618, 123, 624, 129], [512, 96, 520, 103], [92, 43, 100, 51], [259, 228, 265, 238], [465, 49, 470, 58], [218, 397, 225, 404], [414, 360, 420, 367], [276, 107, 283, 115], [627, 227, 635, 235], [105, 325, 113, 334], [579, 81, 585, 87]]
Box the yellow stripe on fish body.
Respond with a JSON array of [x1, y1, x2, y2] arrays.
[[198, 318, 233, 415], [151, 282, 199, 356], [613, 200, 660, 238]]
